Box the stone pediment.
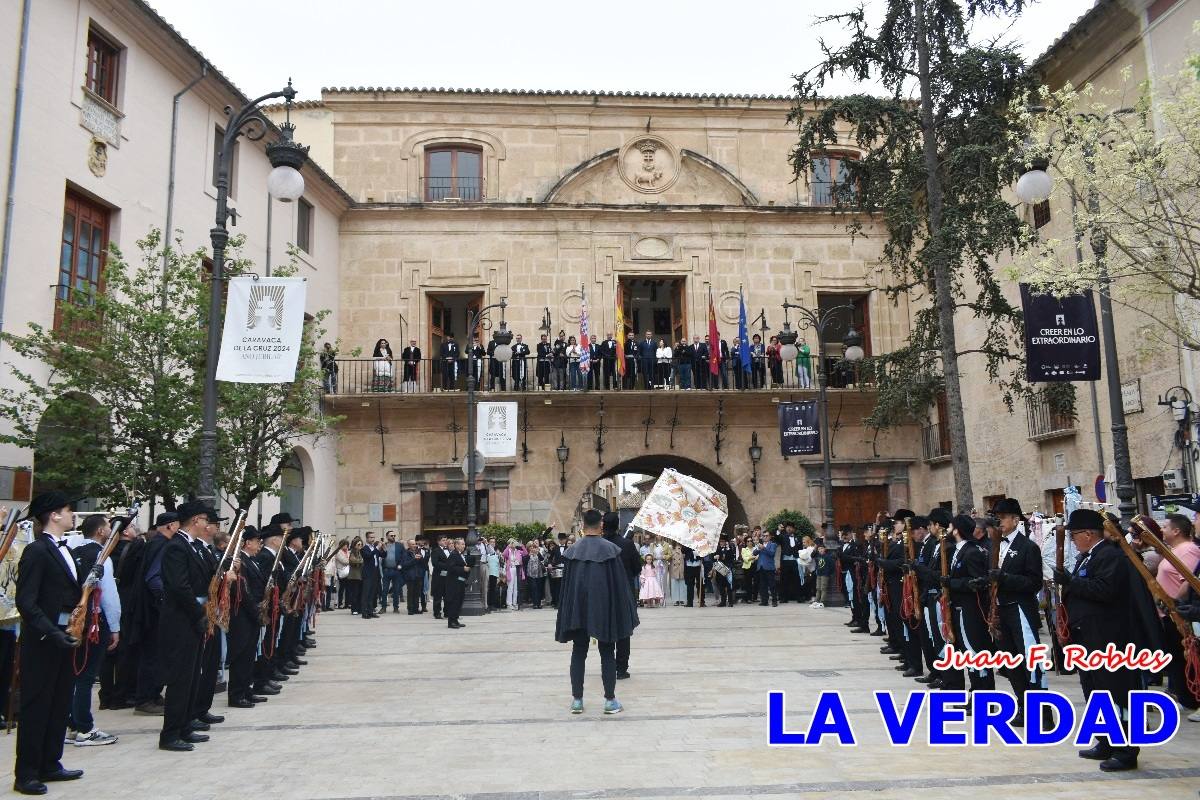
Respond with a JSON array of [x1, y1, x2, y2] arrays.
[[544, 136, 758, 206]]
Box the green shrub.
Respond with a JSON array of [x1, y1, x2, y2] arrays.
[[477, 522, 551, 544], [760, 509, 817, 539]]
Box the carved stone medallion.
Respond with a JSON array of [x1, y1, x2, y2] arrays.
[[619, 135, 679, 194]]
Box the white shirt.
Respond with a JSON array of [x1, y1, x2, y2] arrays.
[[66, 534, 121, 632], [656, 346, 673, 362], [46, 532, 78, 582]]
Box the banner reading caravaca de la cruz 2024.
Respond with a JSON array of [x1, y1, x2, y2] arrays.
[[216, 277, 308, 383], [778, 401, 820, 456], [477, 402, 517, 458], [1018, 284, 1101, 382]]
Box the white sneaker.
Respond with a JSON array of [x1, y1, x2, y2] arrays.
[[815, 602, 825, 608], [1188, 709, 1200, 723], [64, 728, 77, 744], [73, 729, 117, 746]]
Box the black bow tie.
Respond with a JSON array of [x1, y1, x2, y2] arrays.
[[55, 539, 69, 548]]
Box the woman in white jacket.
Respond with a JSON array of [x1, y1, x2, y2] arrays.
[[797, 535, 816, 604], [655, 338, 673, 388]]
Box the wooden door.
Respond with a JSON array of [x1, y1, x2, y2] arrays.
[[671, 279, 686, 344], [429, 297, 445, 359], [467, 297, 481, 342], [832, 485, 890, 530]]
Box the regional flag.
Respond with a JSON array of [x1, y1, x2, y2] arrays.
[[707, 287, 720, 376], [738, 289, 751, 373], [630, 468, 728, 557], [615, 284, 627, 377], [578, 291, 591, 374]]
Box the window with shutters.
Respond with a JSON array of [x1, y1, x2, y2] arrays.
[[423, 146, 483, 201], [55, 191, 110, 333], [85, 27, 121, 106]]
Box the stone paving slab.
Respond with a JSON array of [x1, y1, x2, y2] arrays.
[[0, 603, 1196, 799]]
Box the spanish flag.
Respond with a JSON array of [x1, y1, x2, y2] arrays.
[[615, 284, 626, 377]]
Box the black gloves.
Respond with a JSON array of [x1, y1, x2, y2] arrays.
[[939, 575, 951, 588], [1053, 567, 1071, 586], [47, 630, 80, 650], [967, 577, 990, 592], [1176, 602, 1200, 622], [987, 568, 1005, 587]]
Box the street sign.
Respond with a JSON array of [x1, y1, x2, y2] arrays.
[[461, 450, 485, 479]]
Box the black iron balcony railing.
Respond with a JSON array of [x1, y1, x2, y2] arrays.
[[1026, 391, 1077, 441], [422, 175, 484, 202], [322, 355, 873, 395], [921, 422, 951, 463]]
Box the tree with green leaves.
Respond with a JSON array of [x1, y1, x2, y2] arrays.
[[789, 0, 1038, 510], [0, 230, 203, 507], [0, 230, 338, 512]]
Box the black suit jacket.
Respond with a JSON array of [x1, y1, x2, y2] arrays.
[[16, 535, 82, 640], [161, 533, 209, 626], [636, 339, 656, 361], [237, 551, 267, 608], [996, 531, 1043, 605], [444, 551, 469, 583], [536, 342, 552, 361], [439, 342, 459, 361], [600, 339, 618, 361], [402, 346, 421, 364]]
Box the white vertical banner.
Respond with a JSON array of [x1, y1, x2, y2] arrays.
[[216, 277, 308, 383], [477, 401, 517, 458]]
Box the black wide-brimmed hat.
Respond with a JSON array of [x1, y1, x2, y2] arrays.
[[155, 512, 179, 527], [991, 498, 1024, 517], [205, 509, 228, 523], [269, 512, 297, 526], [951, 514, 976, 538], [893, 509, 915, 521], [261, 524, 284, 539], [1066, 508, 1105, 533], [175, 500, 214, 525], [285, 526, 308, 544], [25, 491, 80, 521], [241, 525, 265, 541], [928, 507, 952, 527]]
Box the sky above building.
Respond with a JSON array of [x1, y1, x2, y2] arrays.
[[146, 0, 1097, 101]]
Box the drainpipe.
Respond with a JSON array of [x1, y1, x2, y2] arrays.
[[161, 64, 208, 309], [0, 0, 32, 356]]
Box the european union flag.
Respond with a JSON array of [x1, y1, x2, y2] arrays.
[[738, 290, 751, 373]]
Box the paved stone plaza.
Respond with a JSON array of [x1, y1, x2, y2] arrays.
[[0, 603, 1197, 799]]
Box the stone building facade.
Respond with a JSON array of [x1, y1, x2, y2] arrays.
[[286, 87, 929, 540]]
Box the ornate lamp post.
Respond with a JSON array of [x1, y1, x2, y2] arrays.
[[462, 297, 510, 615], [1015, 106, 1137, 524], [748, 432, 763, 492], [198, 83, 307, 507], [557, 433, 570, 491], [781, 301, 865, 555]]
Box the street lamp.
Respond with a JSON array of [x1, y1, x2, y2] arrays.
[[777, 302, 799, 364], [461, 297, 508, 615], [1014, 106, 1138, 524], [783, 301, 864, 560], [748, 432, 763, 492], [557, 432, 570, 491], [198, 81, 306, 508]]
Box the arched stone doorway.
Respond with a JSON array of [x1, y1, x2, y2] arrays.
[[591, 454, 748, 534]]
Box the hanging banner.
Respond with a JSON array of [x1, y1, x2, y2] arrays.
[[477, 401, 517, 458], [779, 401, 820, 456], [216, 277, 308, 383], [630, 468, 728, 556], [1018, 285, 1100, 382]]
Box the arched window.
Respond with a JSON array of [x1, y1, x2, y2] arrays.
[[424, 146, 483, 201]]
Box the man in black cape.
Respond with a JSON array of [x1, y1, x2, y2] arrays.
[[554, 509, 639, 715]]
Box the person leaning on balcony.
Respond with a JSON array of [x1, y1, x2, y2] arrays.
[[512, 334, 530, 390], [536, 333, 552, 390], [552, 331, 568, 390], [656, 339, 673, 389], [320, 342, 338, 393], [566, 336, 582, 390], [750, 334, 766, 388], [439, 334, 459, 391]]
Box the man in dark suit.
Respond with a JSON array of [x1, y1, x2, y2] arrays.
[[988, 498, 1046, 718], [636, 331, 657, 390], [678, 336, 696, 390], [696, 335, 711, 390], [750, 334, 766, 388], [443, 539, 470, 628], [586, 340, 602, 391], [430, 536, 450, 619], [275, 528, 306, 667], [718, 337, 731, 389], [486, 336, 507, 391], [401, 339, 421, 392], [157, 501, 213, 752], [129, 512, 178, 714], [188, 510, 224, 730], [535, 334, 552, 390], [602, 513, 640, 680], [600, 333, 618, 390], [13, 492, 84, 795], [252, 524, 288, 694], [511, 334, 530, 391], [439, 334, 459, 391], [623, 332, 638, 390], [227, 526, 266, 708], [401, 540, 427, 615], [359, 531, 381, 619]]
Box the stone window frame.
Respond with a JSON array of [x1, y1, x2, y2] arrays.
[[401, 129, 506, 203], [809, 147, 864, 207]]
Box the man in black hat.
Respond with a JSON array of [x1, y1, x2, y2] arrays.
[[913, 509, 957, 689], [555, 509, 639, 714], [228, 526, 267, 708], [942, 514, 996, 695], [188, 510, 224, 732], [13, 491, 84, 794], [158, 501, 213, 752], [876, 511, 913, 666], [985, 498, 1046, 719], [277, 527, 308, 667], [252, 524, 286, 696], [601, 512, 640, 680], [1055, 509, 1142, 771], [127, 511, 180, 715]]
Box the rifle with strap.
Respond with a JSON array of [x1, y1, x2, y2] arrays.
[[207, 509, 248, 635], [901, 518, 919, 626], [986, 526, 1002, 639], [67, 501, 141, 641], [1052, 524, 1070, 645], [938, 528, 954, 645], [258, 535, 290, 627], [282, 534, 320, 615], [1110, 517, 1200, 699], [0, 507, 21, 565]]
